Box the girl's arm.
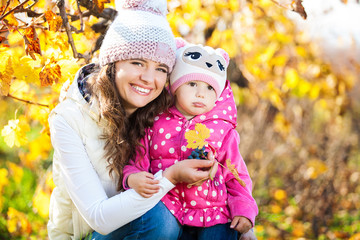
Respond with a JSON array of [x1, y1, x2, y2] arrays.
[[49, 114, 175, 235], [218, 129, 259, 226], [122, 133, 152, 190]]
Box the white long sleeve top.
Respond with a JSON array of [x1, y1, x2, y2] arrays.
[[47, 68, 175, 240]]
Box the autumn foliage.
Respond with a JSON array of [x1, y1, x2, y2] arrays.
[[1, 0, 359, 239]]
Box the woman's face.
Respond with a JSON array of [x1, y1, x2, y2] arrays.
[[115, 59, 169, 115]]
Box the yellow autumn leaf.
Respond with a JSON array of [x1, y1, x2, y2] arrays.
[[20, 133, 51, 169], [283, 68, 300, 91], [0, 168, 9, 191], [270, 204, 282, 214], [39, 57, 61, 86], [45, 171, 56, 190], [274, 112, 290, 137], [58, 58, 81, 83], [7, 207, 32, 235], [185, 123, 210, 149], [23, 25, 42, 60], [305, 158, 328, 179], [1, 115, 30, 147], [7, 162, 24, 184], [33, 187, 50, 218], [4, 11, 18, 27], [229, 0, 240, 12], [13, 55, 41, 83], [44, 9, 63, 32], [226, 159, 246, 187], [0, 51, 14, 96]]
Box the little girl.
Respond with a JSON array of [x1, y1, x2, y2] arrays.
[[123, 39, 258, 239]]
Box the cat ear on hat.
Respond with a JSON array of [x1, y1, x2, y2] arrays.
[[216, 48, 230, 67], [175, 37, 187, 49]]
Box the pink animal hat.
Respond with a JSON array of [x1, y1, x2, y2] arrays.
[[170, 38, 230, 99], [99, 0, 176, 71]]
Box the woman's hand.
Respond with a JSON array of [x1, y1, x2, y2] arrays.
[[127, 171, 160, 198], [163, 159, 218, 185]]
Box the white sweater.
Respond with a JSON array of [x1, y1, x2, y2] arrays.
[[47, 69, 174, 240]]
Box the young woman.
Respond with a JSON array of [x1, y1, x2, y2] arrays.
[[47, 1, 216, 239]]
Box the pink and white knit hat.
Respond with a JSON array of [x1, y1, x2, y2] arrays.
[[99, 0, 176, 71], [170, 38, 230, 99]]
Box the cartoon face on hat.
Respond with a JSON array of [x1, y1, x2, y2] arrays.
[[170, 38, 230, 99]]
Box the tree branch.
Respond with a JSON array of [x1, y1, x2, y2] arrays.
[[7, 94, 49, 108], [0, 0, 31, 22], [56, 0, 81, 59]]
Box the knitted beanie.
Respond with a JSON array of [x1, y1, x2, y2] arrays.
[[99, 0, 176, 71], [170, 38, 230, 99]]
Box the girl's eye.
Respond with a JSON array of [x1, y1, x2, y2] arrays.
[[188, 82, 196, 87], [217, 60, 225, 71], [184, 51, 202, 60], [208, 85, 214, 91]]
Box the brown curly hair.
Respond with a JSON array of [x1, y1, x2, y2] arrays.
[[87, 62, 173, 191]]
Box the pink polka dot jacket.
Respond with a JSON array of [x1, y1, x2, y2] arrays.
[[123, 80, 258, 227]]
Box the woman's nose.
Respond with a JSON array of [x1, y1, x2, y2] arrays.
[[140, 68, 155, 83]]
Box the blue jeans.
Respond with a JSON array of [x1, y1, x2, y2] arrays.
[[179, 223, 238, 240], [86, 201, 181, 240], [87, 201, 237, 240]]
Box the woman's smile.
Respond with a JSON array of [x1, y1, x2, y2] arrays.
[[131, 84, 151, 95]]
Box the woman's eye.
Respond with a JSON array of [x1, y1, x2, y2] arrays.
[[132, 61, 143, 67], [217, 60, 225, 71], [184, 52, 202, 60], [157, 68, 168, 73]]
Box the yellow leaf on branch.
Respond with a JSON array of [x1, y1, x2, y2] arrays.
[[39, 57, 61, 86], [3, 10, 18, 27], [23, 25, 41, 60], [185, 123, 210, 149], [226, 159, 246, 187], [44, 9, 63, 32], [0, 51, 14, 96]]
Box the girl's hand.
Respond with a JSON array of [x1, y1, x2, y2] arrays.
[[127, 171, 160, 198], [230, 216, 252, 233], [240, 229, 257, 240]]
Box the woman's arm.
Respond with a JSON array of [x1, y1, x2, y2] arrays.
[[50, 114, 175, 235]]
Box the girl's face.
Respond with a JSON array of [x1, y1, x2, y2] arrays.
[[115, 59, 169, 115], [175, 81, 217, 120]]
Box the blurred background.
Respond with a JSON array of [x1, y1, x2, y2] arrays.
[[0, 0, 359, 239]]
